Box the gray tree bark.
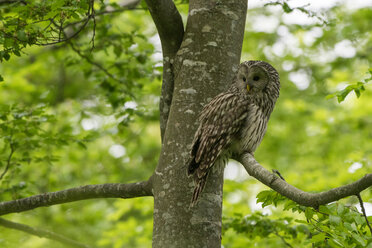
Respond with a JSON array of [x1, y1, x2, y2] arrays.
[[151, 1, 248, 247], [0, 181, 152, 216], [145, 0, 184, 141], [239, 153, 372, 208], [0, 1, 372, 247]]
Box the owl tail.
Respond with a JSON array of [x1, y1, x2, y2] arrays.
[[190, 174, 208, 207]]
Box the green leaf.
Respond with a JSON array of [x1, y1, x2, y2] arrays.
[[113, 45, 122, 58], [329, 215, 341, 225], [77, 140, 87, 149], [353, 214, 364, 226], [3, 52, 10, 61], [355, 88, 361, 97], [256, 190, 271, 203], [305, 207, 314, 220], [311, 232, 326, 243], [328, 237, 345, 247], [326, 93, 336, 99], [282, 2, 293, 13], [4, 38, 14, 48], [0, 75, 3, 82], [351, 233, 366, 246], [294, 219, 308, 224], [17, 30, 27, 42], [344, 222, 358, 232], [337, 204, 345, 215], [319, 205, 331, 215], [13, 50, 21, 57]]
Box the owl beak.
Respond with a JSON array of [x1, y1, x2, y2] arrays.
[[246, 84, 250, 92]]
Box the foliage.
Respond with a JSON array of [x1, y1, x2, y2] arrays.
[[249, 190, 372, 247], [223, 212, 310, 247], [0, 0, 92, 60], [0, 0, 158, 108], [0, 0, 371, 247], [0, 1, 160, 247], [0, 104, 86, 199], [264, 0, 329, 25], [222, 1, 372, 247], [224, 196, 372, 247], [327, 69, 372, 103]]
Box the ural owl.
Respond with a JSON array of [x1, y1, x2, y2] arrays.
[[187, 60, 280, 206]]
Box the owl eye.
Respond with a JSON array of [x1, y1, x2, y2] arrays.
[[253, 75, 260, 81], [242, 76, 247, 82]]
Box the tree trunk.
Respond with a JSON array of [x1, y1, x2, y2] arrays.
[[152, 1, 248, 246]]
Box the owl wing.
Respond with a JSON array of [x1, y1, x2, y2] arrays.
[[187, 92, 248, 177]]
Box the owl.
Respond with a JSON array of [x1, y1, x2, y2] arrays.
[[187, 60, 280, 206]]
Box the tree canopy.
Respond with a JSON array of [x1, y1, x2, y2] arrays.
[[0, 0, 371, 247]]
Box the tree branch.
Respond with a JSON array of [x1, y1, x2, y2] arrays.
[[68, 42, 123, 84], [36, 6, 93, 46], [0, 142, 15, 181], [238, 153, 372, 208], [274, 230, 294, 248], [145, 0, 183, 60], [144, 0, 184, 142], [36, 1, 141, 46], [0, 0, 26, 5], [0, 179, 153, 216], [0, 218, 92, 248], [63, 1, 144, 30], [356, 193, 372, 235]]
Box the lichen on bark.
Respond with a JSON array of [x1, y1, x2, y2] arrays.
[[151, 0, 248, 247]]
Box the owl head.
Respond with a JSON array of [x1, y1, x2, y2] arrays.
[[235, 60, 280, 100]]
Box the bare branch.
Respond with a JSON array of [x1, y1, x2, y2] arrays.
[[0, 142, 15, 181], [68, 42, 120, 82], [274, 230, 294, 248], [63, 1, 144, 29], [356, 193, 372, 235], [0, 179, 153, 216], [0, 218, 92, 248], [0, 0, 144, 48], [90, 0, 96, 52], [36, 0, 139, 46], [238, 153, 372, 208], [0, 0, 26, 5], [36, 13, 92, 46], [144, 0, 184, 142]]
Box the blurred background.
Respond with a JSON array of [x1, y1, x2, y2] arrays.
[[0, 0, 371, 247]]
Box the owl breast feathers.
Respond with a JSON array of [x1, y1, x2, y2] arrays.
[[187, 60, 280, 206]]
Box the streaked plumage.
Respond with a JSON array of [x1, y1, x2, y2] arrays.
[[187, 60, 280, 206]]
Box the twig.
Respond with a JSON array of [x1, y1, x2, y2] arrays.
[[356, 193, 372, 235], [42, 16, 59, 31], [36, 7, 92, 46], [0, 0, 26, 5], [68, 42, 120, 82], [63, 1, 144, 29], [0, 218, 92, 248], [274, 230, 293, 248], [272, 169, 286, 181], [0, 142, 15, 181], [90, 0, 96, 52]]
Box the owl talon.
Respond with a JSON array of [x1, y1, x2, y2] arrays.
[[272, 169, 286, 181]]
